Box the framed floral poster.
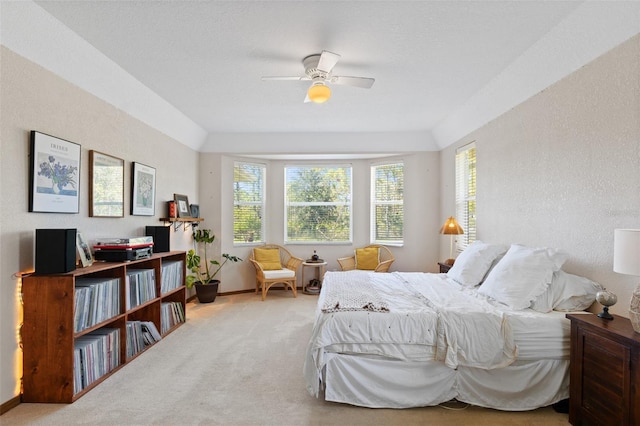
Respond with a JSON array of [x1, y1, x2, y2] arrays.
[[29, 131, 81, 213], [131, 162, 156, 216]]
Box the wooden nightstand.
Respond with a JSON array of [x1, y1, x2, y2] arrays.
[[438, 262, 452, 273], [566, 313, 640, 425]]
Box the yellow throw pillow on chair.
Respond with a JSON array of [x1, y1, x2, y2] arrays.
[[355, 247, 379, 270], [254, 248, 282, 270]]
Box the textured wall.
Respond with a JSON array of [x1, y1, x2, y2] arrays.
[[440, 34, 640, 316], [0, 47, 199, 404]]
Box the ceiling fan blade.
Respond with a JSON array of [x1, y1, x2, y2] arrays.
[[331, 76, 375, 89], [317, 50, 341, 73], [261, 76, 309, 81], [304, 93, 311, 103]]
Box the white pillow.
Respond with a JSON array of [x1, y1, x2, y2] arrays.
[[447, 241, 507, 287], [543, 270, 602, 312], [478, 244, 569, 310]]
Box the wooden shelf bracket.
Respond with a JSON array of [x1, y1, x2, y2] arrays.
[[159, 217, 204, 232]]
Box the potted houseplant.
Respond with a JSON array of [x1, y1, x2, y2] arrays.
[[186, 228, 242, 303]]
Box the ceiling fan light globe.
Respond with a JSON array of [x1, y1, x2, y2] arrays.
[[307, 84, 331, 103]]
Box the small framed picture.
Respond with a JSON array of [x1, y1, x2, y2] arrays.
[[190, 204, 200, 218], [131, 162, 156, 216], [76, 233, 94, 267], [174, 194, 191, 218]]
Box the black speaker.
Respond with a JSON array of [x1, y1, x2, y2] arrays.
[[145, 226, 170, 253], [35, 228, 77, 274]]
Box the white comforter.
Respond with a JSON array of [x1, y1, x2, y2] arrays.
[[304, 270, 569, 397], [396, 272, 517, 369]]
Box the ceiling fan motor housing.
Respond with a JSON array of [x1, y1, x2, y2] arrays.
[[303, 54, 329, 80]]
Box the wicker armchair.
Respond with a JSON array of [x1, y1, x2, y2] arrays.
[[337, 245, 395, 272], [249, 244, 303, 301]]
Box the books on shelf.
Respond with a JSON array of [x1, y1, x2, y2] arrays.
[[74, 278, 121, 333], [161, 260, 184, 294], [73, 328, 120, 394], [125, 269, 156, 310], [161, 301, 186, 334]]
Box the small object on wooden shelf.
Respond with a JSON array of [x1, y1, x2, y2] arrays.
[[173, 193, 191, 218], [190, 203, 200, 218], [438, 262, 452, 273]]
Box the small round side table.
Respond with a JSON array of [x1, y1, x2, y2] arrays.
[[302, 261, 327, 294]]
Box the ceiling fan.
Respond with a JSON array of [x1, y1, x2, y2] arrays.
[[261, 50, 375, 104]]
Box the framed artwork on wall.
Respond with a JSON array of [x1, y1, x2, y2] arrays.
[[89, 150, 124, 217], [29, 131, 81, 213], [131, 162, 156, 216], [174, 194, 191, 218]]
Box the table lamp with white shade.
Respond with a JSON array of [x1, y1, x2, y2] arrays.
[[613, 228, 640, 333]]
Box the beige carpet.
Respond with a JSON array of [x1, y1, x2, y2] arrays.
[[2, 291, 570, 425]]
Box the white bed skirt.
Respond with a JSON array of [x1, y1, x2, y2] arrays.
[[322, 353, 569, 410]]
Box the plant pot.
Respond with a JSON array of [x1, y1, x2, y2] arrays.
[[194, 280, 220, 303]]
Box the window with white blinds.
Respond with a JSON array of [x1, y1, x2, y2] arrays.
[[285, 165, 352, 243], [233, 162, 265, 244], [371, 162, 404, 245], [455, 143, 476, 251]]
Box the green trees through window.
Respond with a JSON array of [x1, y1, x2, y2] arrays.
[[285, 166, 352, 243], [371, 162, 404, 244]]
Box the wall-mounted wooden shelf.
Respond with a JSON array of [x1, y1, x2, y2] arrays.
[[159, 217, 203, 231]]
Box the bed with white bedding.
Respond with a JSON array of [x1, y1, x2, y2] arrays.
[[303, 242, 602, 410]]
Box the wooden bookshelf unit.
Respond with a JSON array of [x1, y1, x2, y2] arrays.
[[22, 251, 187, 403]]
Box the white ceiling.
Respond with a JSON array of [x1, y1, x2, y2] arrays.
[[4, 1, 640, 153]]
